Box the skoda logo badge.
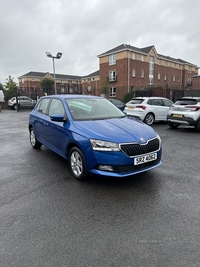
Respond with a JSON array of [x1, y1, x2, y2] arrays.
[[140, 137, 145, 143]]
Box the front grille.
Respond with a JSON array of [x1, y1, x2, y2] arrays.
[[120, 138, 160, 157], [117, 157, 161, 173]]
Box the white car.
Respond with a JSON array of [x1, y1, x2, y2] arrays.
[[167, 97, 200, 131], [124, 97, 173, 125], [8, 96, 36, 110]]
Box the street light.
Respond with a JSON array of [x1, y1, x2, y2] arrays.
[[46, 51, 62, 94]]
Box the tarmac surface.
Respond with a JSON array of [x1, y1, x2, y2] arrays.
[[0, 109, 200, 267]]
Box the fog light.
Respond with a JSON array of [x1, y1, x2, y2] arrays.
[[99, 165, 113, 171]]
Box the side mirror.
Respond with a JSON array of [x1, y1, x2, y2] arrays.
[[50, 114, 67, 122]]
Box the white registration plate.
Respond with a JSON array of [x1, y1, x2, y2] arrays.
[[134, 153, 157, 165]]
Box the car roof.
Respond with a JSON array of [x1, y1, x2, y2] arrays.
[[181, 96, 200, 100], [131, 97, 169, 100], [40, 94, 106, 99]]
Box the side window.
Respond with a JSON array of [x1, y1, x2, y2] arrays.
[[48, 98, 65, 116], [163, 99, 173, 107], [152, 99, 164, 106], [36, 98, 51, 114]]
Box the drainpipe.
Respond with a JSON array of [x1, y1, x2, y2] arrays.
[[128, 45, 131, 93]]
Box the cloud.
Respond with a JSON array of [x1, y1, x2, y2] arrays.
[[0, 0, 200, 85]]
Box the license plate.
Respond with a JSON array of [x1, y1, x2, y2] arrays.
[[128, 107, 134, 110], [134, 153, 157, 165], [173, 114, 182, 118]]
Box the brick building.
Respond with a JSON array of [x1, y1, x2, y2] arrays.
[[18, 43, 199, 101], [97, 44, 199, 100]]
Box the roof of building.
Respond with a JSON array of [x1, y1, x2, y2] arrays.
[[18, 71, 82, 80], [18, 70, 100, 80], [97, 43, 199, 67]]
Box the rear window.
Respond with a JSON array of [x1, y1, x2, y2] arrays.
[[128, 99, 144, 104], [175, 99, 199, 105]]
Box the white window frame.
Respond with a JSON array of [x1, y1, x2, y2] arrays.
[[109, 54, 116, 65], [132, 69, 136, 77], [141, 55, 144, 62], [132, 52, 136, 60], [141, 70, 144, 78], [109, 71, 116, 82], [158, 73, 160, 80], [109, 86, 116, 97]]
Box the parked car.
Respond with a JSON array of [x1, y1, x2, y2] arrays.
[[108, 98, 125, 111], [8, 96, 36, 110], [29, 95, 162, 180], [124, 97, 173, 125], [167, 96, 200, 131]]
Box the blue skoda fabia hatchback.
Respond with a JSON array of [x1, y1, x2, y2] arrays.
[[29, 95, 162, 180]]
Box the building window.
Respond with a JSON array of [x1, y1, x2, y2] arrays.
[[68, 80, 72, 84], [22, 78, 24, 84], [141, 55, 144, 62], [109, 86, 116, 97], [164, 75, 167, 81], [141, 70, 144, 78], [187, 77, 192, 85], [61, 87, 65, 93], [132, 53, 136, 60], [174, 63, 176, 68], [149, 56, 154, 86], [109, 54, 116, 65], [178, 76, 180, 82], [165, 61, 168, 67], [87, 78, 91, 84], [132, 69, 136, 77], [32, 78, 35, 81], [158, 59, 161, 65], [87, 86, 91, 93], [188, 66, 192, 73], [173, 75, 175, 82], [109, 71, 116, 82], [61, 80, 65, 84], [69, 87, 73, 93], [149, 77, 153, 86], [158, 73, 160, 80]]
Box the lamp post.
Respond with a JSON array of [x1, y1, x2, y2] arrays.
[[46, 51, 62, 94]]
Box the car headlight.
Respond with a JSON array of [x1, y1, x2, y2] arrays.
[[90, 139, 120, 151]]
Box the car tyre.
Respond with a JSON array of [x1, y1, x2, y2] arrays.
[[30, 127, 42, 149], [168, 121, 179, 129], [144, 113, 154, 125], [69, 147, 88, 180], [195, 120, 200, 132]]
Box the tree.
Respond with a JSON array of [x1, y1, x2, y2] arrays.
[[40, 78, 54, 95], [3, 76, 17, 101], [0, 83, 4, 91], [100, 80, 110, 98]]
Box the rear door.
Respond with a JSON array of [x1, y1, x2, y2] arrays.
[[149, 99, 170, 121]]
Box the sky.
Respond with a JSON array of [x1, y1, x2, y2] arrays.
[[0, 0, 200, 85]]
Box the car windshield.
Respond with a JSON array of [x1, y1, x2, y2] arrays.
[[66, 98, 125, 120]]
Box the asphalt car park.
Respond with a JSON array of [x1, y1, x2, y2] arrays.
[[0, 109, 200, 267]]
